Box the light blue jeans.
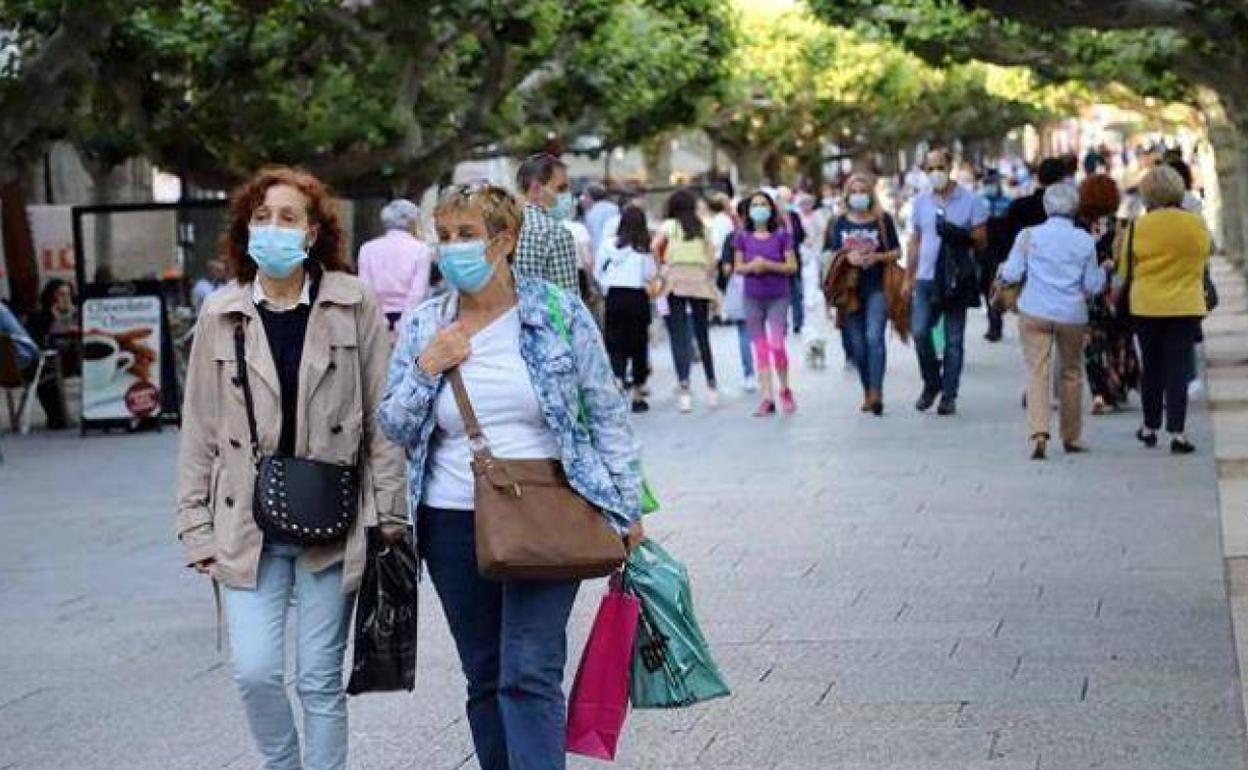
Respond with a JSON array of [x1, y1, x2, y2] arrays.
[[222, 543, 353, 770]]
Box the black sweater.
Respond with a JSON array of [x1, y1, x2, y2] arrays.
[[256, 278, 319, 456]]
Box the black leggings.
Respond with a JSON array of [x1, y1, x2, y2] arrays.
[[604, 288, 651, 388], [1135, 316, 1201, 433], [665, 295, 716, 387]]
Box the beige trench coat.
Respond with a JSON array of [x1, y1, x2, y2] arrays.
[[176, 270, 407, 593]]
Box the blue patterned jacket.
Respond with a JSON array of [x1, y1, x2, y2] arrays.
[[377, 274, 642, 532]]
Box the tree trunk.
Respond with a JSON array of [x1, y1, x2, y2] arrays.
[[86, 165, 115, 282], [763, 152, 783, 187], [802, 151, 824, 191], [1199, 88, 1248, 263], [641, 136, 674, 188], [1, 173, 39, 316], [733, 147, 768, 190]]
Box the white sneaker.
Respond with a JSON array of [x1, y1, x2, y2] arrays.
[[742, 375, 759, 394], [678, 392, 693, 413], [706, 389, 721, 408]]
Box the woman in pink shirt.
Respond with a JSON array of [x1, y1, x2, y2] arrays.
[[358, 199, 433, 330]]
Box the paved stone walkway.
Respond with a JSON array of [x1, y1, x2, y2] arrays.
[[1, 304, 1245, 769]]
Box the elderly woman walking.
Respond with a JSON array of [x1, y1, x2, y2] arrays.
[[378, 184, 644, 770], [358, 198, 433, 332], [998, 183, 1105, 459], [1119, 165, 1211, 454]]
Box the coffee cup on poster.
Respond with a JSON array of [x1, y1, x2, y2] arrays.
[[82, 334, 136, 392]]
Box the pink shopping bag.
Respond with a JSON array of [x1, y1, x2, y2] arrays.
[[566, 584, 641, 760]]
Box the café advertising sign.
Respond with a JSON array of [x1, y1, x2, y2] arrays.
[[80, 294, 163, 423]]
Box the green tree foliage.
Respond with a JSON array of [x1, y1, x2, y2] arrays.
[[706, 8, 1052, 185], [1, 0, 734, 193], [805, 0, 1196, 105], [0, 0, 127, 183]]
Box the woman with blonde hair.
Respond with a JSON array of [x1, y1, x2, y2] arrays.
[[1118, 165, 1211, 454], [379, 184, 644, 769], [823, 173, 905, 414]]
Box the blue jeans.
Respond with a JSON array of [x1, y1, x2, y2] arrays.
[[222, 543, 353, 770], [664, 296, 716, 388], [844, 288, 887, 392], [912, 280, 967, 399], [736, 321, 755, 379], [418, 506, 580, 770], [789, 273, 804, 333]]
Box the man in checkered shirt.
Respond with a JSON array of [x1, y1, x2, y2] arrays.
[[514, 153, 580, 295]]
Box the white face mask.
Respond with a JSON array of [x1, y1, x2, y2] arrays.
[[928, 171, 950, 190]]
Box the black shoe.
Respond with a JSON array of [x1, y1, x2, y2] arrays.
[[1170, 437, 1196, 454], [985, 331, 1003, 343], [1031, 436, 1048, 461], [631, 399, 650, 414], [915, 389, 939, 412], [1136, 428, 1158, 448], [1063, 441, 1089, 454], [870, 401, 884, 417], [936, 397, 957, 416]]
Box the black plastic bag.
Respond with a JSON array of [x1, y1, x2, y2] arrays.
[[347, 529, 418, 695]]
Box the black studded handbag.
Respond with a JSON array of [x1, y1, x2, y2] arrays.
[[233, 324, 358, 544]]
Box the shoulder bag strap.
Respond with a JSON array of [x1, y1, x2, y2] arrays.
[[445, 367, 492, 459], [876, 213, 893, 253], [232, 322, 261, 463]]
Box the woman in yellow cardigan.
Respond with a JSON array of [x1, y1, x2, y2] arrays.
[[1118, 165, 1211, 454]]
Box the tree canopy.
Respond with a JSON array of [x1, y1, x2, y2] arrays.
[[0, 0, 735, 192], [806, 0, 1204, 109], [705, 8, 1056, 185]]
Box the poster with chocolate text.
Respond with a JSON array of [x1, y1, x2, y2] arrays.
[[80, 295, 163, 422]]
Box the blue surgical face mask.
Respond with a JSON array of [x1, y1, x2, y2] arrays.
[[548, 191, 575, 221], [749, 206, 771, 225], [848, 193, 872, 212], [985, 184, 1002, 197], [437, 239, 499, 294], [248, 225, 308, 279]]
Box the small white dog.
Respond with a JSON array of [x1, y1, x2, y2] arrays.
[[805, 336, 828, 370]]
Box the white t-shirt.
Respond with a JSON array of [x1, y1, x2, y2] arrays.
[[709, 212, 735, 258], [563, 220, 594, 270], [422, 308, 560, 510], [595, 241, 657, 291]]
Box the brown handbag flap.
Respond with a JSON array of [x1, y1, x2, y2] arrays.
[[445, 367, 626, 580]]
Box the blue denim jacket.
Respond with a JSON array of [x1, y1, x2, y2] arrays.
[[377, 275, 642, 532]]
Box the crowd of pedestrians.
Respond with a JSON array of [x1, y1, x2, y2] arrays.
[[157, 140, 1222, 770]]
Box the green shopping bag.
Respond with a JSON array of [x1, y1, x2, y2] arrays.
[[933, 317, 946, 356], [546, 286, 660, 514], [624, 540, 730, 709]]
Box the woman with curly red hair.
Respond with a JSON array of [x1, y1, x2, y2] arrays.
[[1078, 173, 1139, 414], [177, 166, 406, 770]]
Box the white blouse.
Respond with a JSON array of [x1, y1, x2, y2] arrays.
[[594, 242, 658, 292], [422, 308, 560, 510]]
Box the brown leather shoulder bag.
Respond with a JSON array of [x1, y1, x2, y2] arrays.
[[445, 368, 626, 581]]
